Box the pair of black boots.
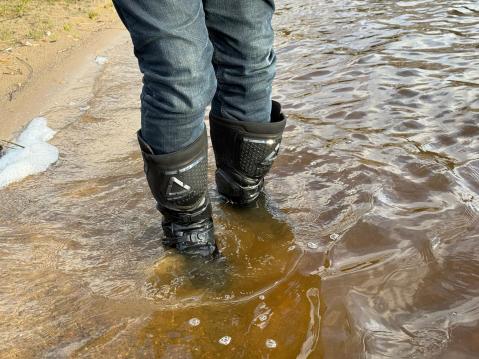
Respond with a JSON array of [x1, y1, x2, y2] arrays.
[[138, 101, 286, 257]]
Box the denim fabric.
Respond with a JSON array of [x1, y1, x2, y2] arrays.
[[113, 0, 276, 154]]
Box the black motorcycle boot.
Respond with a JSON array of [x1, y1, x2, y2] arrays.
[[209, 101, 287, 206], [138, 128, 217, 257]]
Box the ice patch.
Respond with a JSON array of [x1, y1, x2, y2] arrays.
[[95, 56, 108, 65], [0, 117, 59, 188]]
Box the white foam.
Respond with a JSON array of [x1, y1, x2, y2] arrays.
[[95, 56, 108, 65], [0, 117, 59, 188]]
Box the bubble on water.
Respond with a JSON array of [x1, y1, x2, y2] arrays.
[[95, 56, 108, 65], [307, 242, 318, 249], [259, 295, 265, 301], [259, 314, 268, 322], [330, 233, 340, 241], [288, 245, 296, 251], [266, 339, 277, 348], [218, 336, 231, 346], [188, 318, 200, 327]]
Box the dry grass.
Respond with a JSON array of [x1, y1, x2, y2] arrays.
[[0, 0, 114, 48]]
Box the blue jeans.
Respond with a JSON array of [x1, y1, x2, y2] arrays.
[[113, 0, 276, 154]]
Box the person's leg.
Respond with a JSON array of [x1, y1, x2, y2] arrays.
[[204, 0, 275, 123], [204, 0, 287, 205], [113, 0, 217, 255], [113, 0, 216, 154]]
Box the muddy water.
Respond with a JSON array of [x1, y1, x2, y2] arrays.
[[1, 0, 479, 357]]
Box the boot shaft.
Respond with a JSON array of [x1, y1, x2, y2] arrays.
[[138, 128, 216, 256], [209, 101, 287, 205], [210, 101, 286, 180], [138, 129, 209, 213]]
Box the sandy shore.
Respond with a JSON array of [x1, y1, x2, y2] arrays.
[[0, 0, 126, 142]]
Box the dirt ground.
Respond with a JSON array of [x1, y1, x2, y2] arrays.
[[0, 0, 120, 104]]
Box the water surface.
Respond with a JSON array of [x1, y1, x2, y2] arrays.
[[1, 0, 479, 357]]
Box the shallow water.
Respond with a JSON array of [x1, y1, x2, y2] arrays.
[[1, 0, 479, 357]]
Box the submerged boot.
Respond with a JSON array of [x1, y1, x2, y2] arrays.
[[138, 128, 216, 257], [209, 101, 287, 206]]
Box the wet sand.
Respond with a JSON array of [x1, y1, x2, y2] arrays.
[[0, 2, 123, 142], [1, 0, 479, 358], [0, 28, 126, 143]]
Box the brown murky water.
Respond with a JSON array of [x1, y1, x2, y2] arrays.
[[1, 0, 479, 357]]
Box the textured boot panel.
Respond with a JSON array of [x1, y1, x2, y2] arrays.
[[238, 136, 282, 179], [138, 129, 208, 211], [209, 101, 287, 204], [210, 102, 286, 180]]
